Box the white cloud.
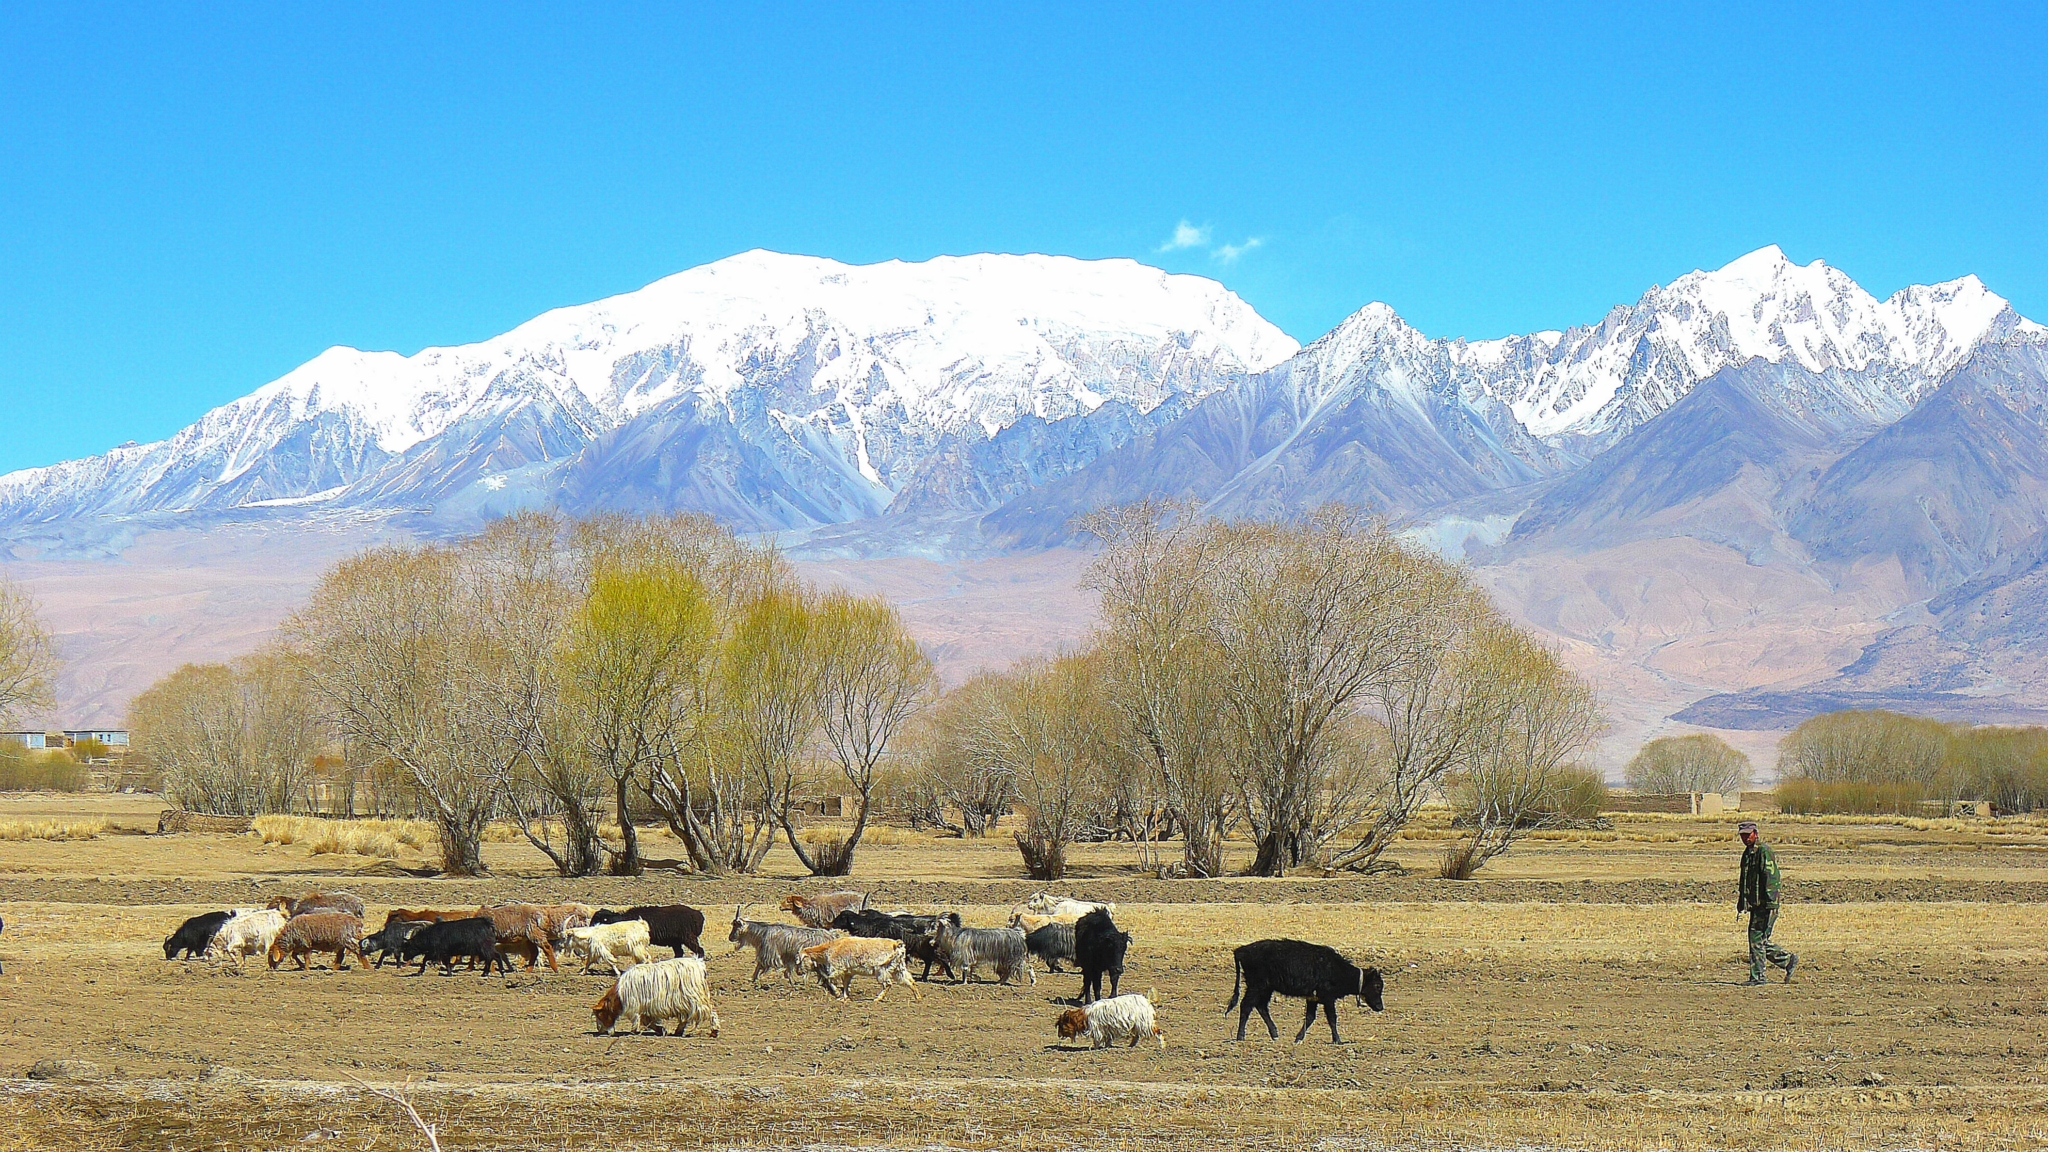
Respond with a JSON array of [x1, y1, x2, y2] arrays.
[[1157, 220, 1211, 253], [1211, 237, 1264, 265]]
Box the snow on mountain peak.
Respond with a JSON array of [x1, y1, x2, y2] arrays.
[[0, 250, 1296, 526], [1499, 246, 2026, 439]]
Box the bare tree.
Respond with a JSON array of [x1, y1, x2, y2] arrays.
[[1327, 557, 1503, 873], [236, 647, 326, 812], [1082, 503, 1239, 877], [287, 546, 502, 876], [0, 578, 56, 726], [729, 591, 824, 875], [1625, 733, 1751, 795], [1439, 626, 1605, 879], [457, 515, 614, 877], [908, 672, 1018, 838], [956, 655, 1114, 881], [1213, 512, 1416, 876], [129, 663, 259, 815], [804, 592, 934, 875]]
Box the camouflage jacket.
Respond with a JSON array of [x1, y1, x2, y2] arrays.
[[1738, 843, 1782, 912]]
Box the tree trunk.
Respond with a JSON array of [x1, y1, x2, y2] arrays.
[[1246, 828, 1310, 877], [610, 774, 644, 876], [434, 815, 488, 877], [1015, 829, 1066, 881]]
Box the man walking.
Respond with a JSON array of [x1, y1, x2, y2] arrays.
[[1736, 820, 1797, 986]]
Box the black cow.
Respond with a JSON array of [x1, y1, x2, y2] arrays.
[[1225, 938, 1384, 1043], [363, 917, 427, 968], [1025, 921, 1076, 973], [164, 911, 233, 960], [400, 917, 511, 976], [590, 904, 706, 959], [1073, 909, 1129, 1003]]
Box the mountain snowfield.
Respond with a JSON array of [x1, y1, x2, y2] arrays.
[[0, 251, 1297, 530], [7, 244, 2048, 744]]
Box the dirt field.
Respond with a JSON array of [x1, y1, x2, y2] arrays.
[[2, 795, 2045, 1150]]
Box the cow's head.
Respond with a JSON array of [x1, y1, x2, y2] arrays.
[[1054, 1008, 1089, 1041], [779, 894, 805, 913], [265, 939, 288, 970], [794, 943, 829, 975], [729, 905, 750, 943], [591, 985, 623, 1033], [1358, 967, 1385, 1013], [163, 934, 181, 960]]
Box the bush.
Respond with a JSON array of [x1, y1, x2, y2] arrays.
[[1547, 766, 1609, 821], [0, 745, 86, 792], [1776, 778, 1925, 815]]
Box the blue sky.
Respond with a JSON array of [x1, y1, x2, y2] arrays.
[[2, 3, 2043, 474]]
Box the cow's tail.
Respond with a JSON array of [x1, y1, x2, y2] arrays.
[[1223, 953, 1243, 1013]]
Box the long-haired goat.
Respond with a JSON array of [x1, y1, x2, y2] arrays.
[[208, 909, 287, 968], [1024, 921, 1077, 973], [780, 891, 868, 928], [1017, 894, 1114, 922], [933, 921, 1035, 986], [795, 937, 920, 1001], [592, 956, 720, 1037], [1056, 992, 1164, 1049], [565, 921, 659, 976], [271, 890, 367, 919], [730, 906, 844, 986], [266, 912, 366, 971]]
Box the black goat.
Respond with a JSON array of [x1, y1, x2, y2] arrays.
[[164, 911, 233, 960], [590, 905, 707, 959], [1073, 909, 1129, 1003], [1025, 921, 1076, 973], [363, 917, 427, 968], [400, 917, 510, 977]]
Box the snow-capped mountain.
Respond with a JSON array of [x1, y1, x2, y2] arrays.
[[0, 251, 1297, 532], [970, 246, 2043, 547]]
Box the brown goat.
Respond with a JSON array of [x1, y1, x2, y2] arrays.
[[266, 912, 366, 971], [780, 891, 868, 928], [385, 908, 472, 925], [270, 890, 367, 919], [474, 903, 589, 972]]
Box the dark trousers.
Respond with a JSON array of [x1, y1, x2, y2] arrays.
[[1748, 907, 1792, 980]]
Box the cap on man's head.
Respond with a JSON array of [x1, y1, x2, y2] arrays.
[[1738, 821, 1759, 834]]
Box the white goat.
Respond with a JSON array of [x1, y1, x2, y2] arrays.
[[592, 956, 720, 1037], [1056, 992, 1163, 1049], [565, 921, 659, 976], [207, 908, 287, 969], [1017, 894, 1115, 922]]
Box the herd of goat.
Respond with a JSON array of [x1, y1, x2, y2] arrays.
[[159, 889, 1387, 1047]]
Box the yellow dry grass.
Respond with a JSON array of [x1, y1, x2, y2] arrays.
[[0, 817, 105, 841], [252, 814, 434, 859]]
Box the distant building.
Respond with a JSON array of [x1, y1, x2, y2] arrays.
[[1, 732, 55, 750], [64, 729, 130, 748]]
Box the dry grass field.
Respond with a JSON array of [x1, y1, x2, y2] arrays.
[[1, 794, 2045, 1151]]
